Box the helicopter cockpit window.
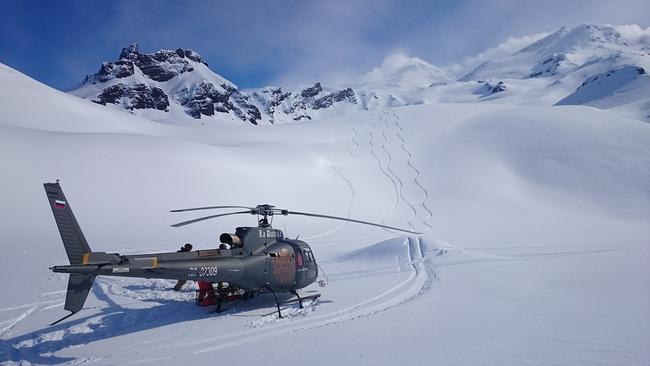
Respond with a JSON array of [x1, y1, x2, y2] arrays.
[[303, 249, 314, 262]]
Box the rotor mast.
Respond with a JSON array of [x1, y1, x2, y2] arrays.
[[254, 204, 288, 228]]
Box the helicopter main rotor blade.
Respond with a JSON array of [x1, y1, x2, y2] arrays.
[[170, 205, 254, 213], [285, 210, 421, 235], [170, 210, 253, 227]]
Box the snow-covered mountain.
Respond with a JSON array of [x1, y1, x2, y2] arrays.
[[2, 57, 649, 365], [355, 24, 649, 120], [356, 24, 649, 120], [71, 44, 358, 124], [70, 24, 650, 124], [460, 24, 642, 81], [452, 24, 650, 119]]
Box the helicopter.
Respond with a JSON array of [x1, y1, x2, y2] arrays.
[[44, 181, 420, 325]]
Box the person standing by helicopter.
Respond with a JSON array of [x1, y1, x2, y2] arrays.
[[172, 243, 193, 291]]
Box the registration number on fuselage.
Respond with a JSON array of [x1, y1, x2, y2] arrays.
[[187, 266, 219, 278], [199, 266, 218, 277]]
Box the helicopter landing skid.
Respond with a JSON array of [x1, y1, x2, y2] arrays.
[[262, 290, 321, 318]]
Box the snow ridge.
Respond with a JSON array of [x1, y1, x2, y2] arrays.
[[67, 23, 650, 124]]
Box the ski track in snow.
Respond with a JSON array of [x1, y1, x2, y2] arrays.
[[0, 294, 70, 339], [29, 236, 438, 358], [7, 109, 639, 363], [185, 236, 436, 354], [302, 122, 360, 240], [300, 164, 355, 240], [388, 109, 434, 232], [1, 108, 485, 363], [0, 305, 40, 339], [363, 109, 432, 233], [4, 242, 636, 363], [1, 111, 443, 362], [367, 118, 401, 227], [176, 110, 443, 354], [379, 111, 419, 230]]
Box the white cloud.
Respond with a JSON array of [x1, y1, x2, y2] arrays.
[[362, 53, 424, 82], [615, 24, 650, 45], [444, 33, 548, 77]]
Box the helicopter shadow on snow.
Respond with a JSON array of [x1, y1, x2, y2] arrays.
[[1, 284, 317, 365]]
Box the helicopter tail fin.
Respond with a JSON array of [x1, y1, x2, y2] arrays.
[[49, 273, 96, 325], [44, 182, 92, 265], [44, 182, 96, 325], [50, 273, 96, 325]]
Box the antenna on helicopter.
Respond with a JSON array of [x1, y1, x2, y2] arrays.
[[170, 204, 421, 235]]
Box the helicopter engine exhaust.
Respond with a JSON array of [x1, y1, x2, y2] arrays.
[[220, 233, 241, 246]]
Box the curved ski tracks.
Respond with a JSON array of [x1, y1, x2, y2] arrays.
[[181, 109, 442, 353], [365, 108, 432, 233], [379, 111, 419, 230], [184, 236, 435, 354], [302, 163, 356, 240], [388, 109, 434, 232], [3, 109, 440, 361], [303, 123, 360, 240], [367, 119, 401, 227]]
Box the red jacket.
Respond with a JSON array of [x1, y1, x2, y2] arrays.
[[198, 280, 214, 290]]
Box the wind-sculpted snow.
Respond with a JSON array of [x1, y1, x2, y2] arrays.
[[557, 66, 647, 105], [1, 236, 439, 364], [1, 62, 649, 365]]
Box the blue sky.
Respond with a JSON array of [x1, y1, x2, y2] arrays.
[[1, 0, 648, 90]]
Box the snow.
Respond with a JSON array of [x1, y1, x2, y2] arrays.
[[70, 57, 241, 125], [318, 23, 650, 127], [356, 53, 453, 89], [1, 49, 649, 366], [557, 66, 648, 106], [66, 24, 650, 127]]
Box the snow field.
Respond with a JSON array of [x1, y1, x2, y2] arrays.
[[1, 62, 649, 364]]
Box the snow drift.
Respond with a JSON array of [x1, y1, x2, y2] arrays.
[[1, 59, 649, 365]]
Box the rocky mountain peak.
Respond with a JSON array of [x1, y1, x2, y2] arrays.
[[72, 45, 358, 125], [119, 43, 207, 66], [87, 43, 211, 85], [301, 82, 323, 98], [119, 43, 140, 60]]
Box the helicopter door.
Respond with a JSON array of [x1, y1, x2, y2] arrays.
[[295, 250, 304, 267], [301, 248, 318, 280]]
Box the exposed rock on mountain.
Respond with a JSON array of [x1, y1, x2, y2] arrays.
[[173, 82, 261, 123], [474, 81, 506, 96], [250, 83, 357, 123], [529, 54, 572, 77], [556, 66, 647, 106], [69, 23, 650, 124], [72, 44, 357, 124], [288, 83, 357, 121], [460, 24, 647, 82], [95, 83, 169, 111]]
